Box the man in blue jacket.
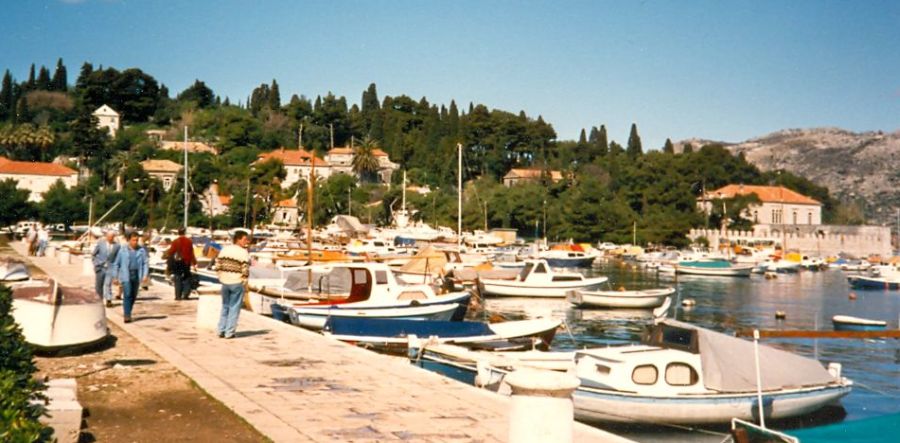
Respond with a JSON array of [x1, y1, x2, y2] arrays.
[[111, 232, 149, 323], [91, 230, 117, 304]]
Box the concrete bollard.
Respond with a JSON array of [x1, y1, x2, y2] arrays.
[[196, 293, 220, 331], [506, 368, 581, 443], [46, 245, 56, 258], [58, 249, 70, 265], [82, 256, 93, 276]]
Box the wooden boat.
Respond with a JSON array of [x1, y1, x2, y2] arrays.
[[832, 315, 887, 331], [567, 287, 674, 309], [0, 257, 30, 281], [10, 279, 108, 351], [478, 259, 607, 298], [674, 259, 754, 277], [572, 320, 851, 425], [288, 303, 459, 330], [323, 317, 560, 350]]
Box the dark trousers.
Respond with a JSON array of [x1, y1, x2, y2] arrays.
[[122, 270, 140, 318], [173, 270, 193, 300]]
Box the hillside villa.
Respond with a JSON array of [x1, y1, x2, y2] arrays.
[[697, 184, 822, 226], [93, 104, 120, 137], [257, 146, 399, 188], [139, 159, 182, 191], [502, 168, 564, 187], [0, 156, 78, 202]]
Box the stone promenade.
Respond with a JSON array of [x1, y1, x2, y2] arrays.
[[11, 241, 628, 442]]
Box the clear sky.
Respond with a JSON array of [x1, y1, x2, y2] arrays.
[[3, 0, 899, 148]]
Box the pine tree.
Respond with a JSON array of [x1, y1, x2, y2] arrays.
[[36, 66, 51, 90], [683, 142, 694, 154], [51, 58, 67, 91], [25, 64, 36, 90], [626, 123, 642, 158], [15, 96, 30, 123], [361, 83, 380, 118], [663, 138, 675, 154], [75, 62, 93, 90], [268, 79, 281, 109], [0, 70, 13, 120]]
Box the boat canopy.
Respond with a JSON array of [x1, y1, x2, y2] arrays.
[[644, 320, 836, 393], [398, 245, 448, 274], [284, 267, 353, 294]]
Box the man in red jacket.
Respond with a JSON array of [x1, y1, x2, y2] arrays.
[[166, 227, 197, 300]]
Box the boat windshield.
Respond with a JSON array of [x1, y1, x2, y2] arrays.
[[645, 323, 698, 353], [518, 263, 534, 281]]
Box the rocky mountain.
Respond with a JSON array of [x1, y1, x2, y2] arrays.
[[678, 128, 900, 224]]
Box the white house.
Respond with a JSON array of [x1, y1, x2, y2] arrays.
[[0, 156, 78, 202], [140, 159, 182, 191], [324, 146, 399, 183], [698, 184, 822, 226], [272, 198, 300, 226], [257, 148, 332, 188], [93, 105, 120, 137], [200, 182, 232, 217]]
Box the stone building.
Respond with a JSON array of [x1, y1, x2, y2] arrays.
[[502, 168, 564, 187], [697, 184, 822, 226], [0, 156, 78, 202], [139, 159, 182, 191]]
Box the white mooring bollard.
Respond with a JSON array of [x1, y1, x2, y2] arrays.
[[46, 245, 56, 258], [196, 293, 220, 330], [82, 256, 93, 276], [506, 368, 581, 443], [58, 249, 70, 265]]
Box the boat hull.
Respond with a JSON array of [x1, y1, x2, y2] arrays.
[[289, 303, 458, 330], [12, 289, 108, 351], [675, 264, 753, 277], [479, 276, 608, 298], [848, 276, 900, 290], [568, 288, 674, 309], [574, 384, 851, 425], [543, 257, 596, 268]]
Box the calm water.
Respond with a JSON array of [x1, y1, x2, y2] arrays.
[[482, 261, 900, 442]]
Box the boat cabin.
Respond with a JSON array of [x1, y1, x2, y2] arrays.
[[517, 260, 585, 283], [299, 263, 435, 305]]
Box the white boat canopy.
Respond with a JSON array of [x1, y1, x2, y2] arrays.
[[645, 320, 837, 393]]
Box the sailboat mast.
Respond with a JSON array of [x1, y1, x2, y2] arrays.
[[402, 170, 407, 211], [183, 126, 189, 229], [457, 143, 462, 248], [307, 147, 315, 262]]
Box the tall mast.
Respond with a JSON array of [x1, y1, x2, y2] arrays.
[[307, 148, 315, 261], [183, 126, 189, 229], [457, 143, 462, 248], [402, 170, 407, 212]]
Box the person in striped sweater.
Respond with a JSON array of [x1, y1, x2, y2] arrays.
[[215, 231, 251, 339]]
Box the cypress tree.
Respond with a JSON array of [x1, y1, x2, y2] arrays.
[[683, 142, 694, 154], [626, 123, 642, 158], [268, 79, 281, 109], [596, 124, 609, 156], [447, 100, 460, 137], [663, 138, 675, 154], [75, 62, 93, 90], [51, 58, 67, 91], [25, 64, 36, 90], [15, 96, 29, 123], [36, 66, 51, 90], [361, 83, 380, 117], [0, 70, 13, 120], [578, 128, 587, 145]]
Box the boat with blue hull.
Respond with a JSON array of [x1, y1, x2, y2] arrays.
[[672, 259, 755, 277], [832, 315, 887, 332]]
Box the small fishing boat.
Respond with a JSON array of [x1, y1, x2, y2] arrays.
[[536, 248, 598, 268], [831, 315, 887, 331], [478, 259, 608, 298], [847, 265, 900, 290], [323, 316, 560, 350], [288, 303, 459, 330], [674, 259, 754, 277], [567, 287, 675, 309], [10, 279, 109, 351], [572, 320, 852, 425], [0, 257, 30, 281]]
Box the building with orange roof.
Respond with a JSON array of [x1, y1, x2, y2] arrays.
[[698, 184, 822, 226], [324, 145, 398, 183], [140, 159, 182, 191], [258, 145, 400, 188], [272, 198, 299, 226], [0, 156, 78, 202], [502, 168, 564, 187]]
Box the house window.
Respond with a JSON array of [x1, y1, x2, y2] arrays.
[[753, 210, 758, 223], [807, 212, 812, 225], [632, 365, 658, 385], [792, 211, 798, 225], [665, 363, 699, 386]]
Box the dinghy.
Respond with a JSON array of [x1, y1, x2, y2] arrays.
[[0, 258, 30, 281], [10, 279, 108, 351], [287, 303, 460, 330], [478, 259, 607, 298], [832, 315, 887, 331], [567, 287, 674, 309], [674, 259, 754, 277]]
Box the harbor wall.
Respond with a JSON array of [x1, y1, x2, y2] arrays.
[[689, 224, 893, 258]]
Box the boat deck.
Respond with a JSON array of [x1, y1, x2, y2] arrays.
[[9, 241, 628, 442]]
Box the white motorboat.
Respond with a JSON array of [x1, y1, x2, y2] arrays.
[[478, 259, 608, 298], [567, 287, 675, 309], [288, 302, 459, 330], [10, 279, 109, 351], [0, 257, 30, 281], [573, 320, 851, 425]]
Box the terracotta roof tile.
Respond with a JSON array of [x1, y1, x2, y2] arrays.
[[504, 168, 563, 180], [704, 184, 820, 205], [258, 149, 328, 166], [140, 159, 183, 173], [0, 156, 77, 176], [219, 195, 232, 205]]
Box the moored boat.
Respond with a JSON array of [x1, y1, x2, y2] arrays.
[[831, 315, 887, 331], [674, 259, 754, 277], [478, 259, 607, 298], [288, 302, 459, 330], [567, 287, 674, 309], [0, 257, 30, 281]]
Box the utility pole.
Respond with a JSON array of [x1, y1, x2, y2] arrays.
[[457, 143, 462, 249]]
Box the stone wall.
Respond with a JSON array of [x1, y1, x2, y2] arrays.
[[689, 224, 893, 258]]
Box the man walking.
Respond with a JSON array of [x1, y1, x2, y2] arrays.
[[92, 230, 117, 306], [112, 232, 149, 323], [36, 226, 49, 256], [215, 231, 250, 339], [166, 227, 197, 300]]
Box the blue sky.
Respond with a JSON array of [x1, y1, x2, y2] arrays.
[[3, 0, 899, 148]]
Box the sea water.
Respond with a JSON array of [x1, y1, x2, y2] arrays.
[[482, 261, 900, 442]]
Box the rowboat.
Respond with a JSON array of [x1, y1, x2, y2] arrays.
[[832, 315, 887, 331], [10, 279, 109, 351], [674, 259, 754, 277], [0, 257, 30, 281], [478, 259, 607, 298], [287, 303, 459, 330], [567, 287, 674, 309]]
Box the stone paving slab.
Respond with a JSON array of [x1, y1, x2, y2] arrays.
[[11, 241, 630, 443]]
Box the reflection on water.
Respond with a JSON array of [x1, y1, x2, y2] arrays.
[[483, 261, 900, 442]]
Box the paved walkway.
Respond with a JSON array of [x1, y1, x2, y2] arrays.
[[12, 241, 629, 442]]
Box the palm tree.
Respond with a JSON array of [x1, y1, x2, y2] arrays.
[[352, 135, 381, 183], [107, 151, 132, 191]]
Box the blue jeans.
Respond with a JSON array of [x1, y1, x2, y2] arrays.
[[122, 270, 140, 318], [103, 273, 115, 301], [218, 283, 244, 337], [94, 268, 106, 298]]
